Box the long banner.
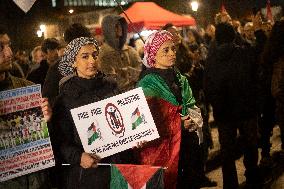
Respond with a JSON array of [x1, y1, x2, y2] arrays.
[[0, 85, 55, 182], [71, 87, 159, 158]]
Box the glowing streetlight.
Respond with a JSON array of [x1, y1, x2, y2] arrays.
[[40, 24, 46, 32], [191, 1, 199, 12], [37, 30, 43, 38], [69, 9, 74, 14]]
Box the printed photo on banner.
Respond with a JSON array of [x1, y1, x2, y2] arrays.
[[71, 87, 160, 158], [0, 84, 55, 182]]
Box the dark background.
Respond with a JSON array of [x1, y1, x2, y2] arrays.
[[0, 0, 283, 51]]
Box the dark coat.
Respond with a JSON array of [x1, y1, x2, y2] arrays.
[[204, 43, 257, 121], [272, 57, 284, 124], [42, 61, 61, 106], [27, 60, 49, 87], [52, 72, 134, 189]]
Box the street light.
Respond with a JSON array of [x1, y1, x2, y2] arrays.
[[37, 30, 43, 38], [69, 9, 74, 14], [37, 24, 46, 38], [40, 24, 46, 32], [191, 1, 199, 12]]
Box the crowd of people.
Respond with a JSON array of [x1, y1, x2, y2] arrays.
[[0, 8, 284, 189]]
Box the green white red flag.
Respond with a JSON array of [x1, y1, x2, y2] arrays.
[[110, 164, 164, 189]]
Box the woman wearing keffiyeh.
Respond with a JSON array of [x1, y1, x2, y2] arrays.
[[52, 37, 134, 188], [137, 30, 205, 189]]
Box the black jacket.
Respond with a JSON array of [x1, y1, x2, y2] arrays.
[[52, 72, 134, 189], [42, 61, 62, 106], [27, 60, 49, 87], [204, 43, 257, 121]]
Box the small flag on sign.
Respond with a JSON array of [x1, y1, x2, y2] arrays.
[[131, 107, 143, 130], [87, 122, 100, 145]]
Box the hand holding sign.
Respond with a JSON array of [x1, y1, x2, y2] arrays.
[[80, 152, 101, 169]]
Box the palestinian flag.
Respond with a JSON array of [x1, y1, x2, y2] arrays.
[[87, 122, 99, 145], [137, 70, 196, 189], [131, 107, 143, 130], [111, 164, 164, 189]]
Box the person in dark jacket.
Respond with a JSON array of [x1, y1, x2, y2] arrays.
[[27, 38, 60, 87], [252, 12, 275, 169], [263, 20, 284, 154], [204, 23, 260, 189], [52, 37, 134, 189], [42, 24, 93, 188]]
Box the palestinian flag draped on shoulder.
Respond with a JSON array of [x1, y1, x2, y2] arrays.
[[111, 164, 164, 189]]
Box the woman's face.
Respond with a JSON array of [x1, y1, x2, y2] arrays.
[[154, 40, 176, 69], [34, 49, 44, 64], [73, 44, 99, 79]]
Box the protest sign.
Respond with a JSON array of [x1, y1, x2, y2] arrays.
[[71, 87, 159, 158], [0, 85, 55, 182]]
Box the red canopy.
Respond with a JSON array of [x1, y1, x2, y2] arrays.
[[120, 2, 196, 32]]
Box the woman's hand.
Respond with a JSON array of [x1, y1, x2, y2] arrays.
[[90, 154, 101, 168], [80, 153, 101, 169], [181, 115, 196, 130], [41, 98, 52, 122]]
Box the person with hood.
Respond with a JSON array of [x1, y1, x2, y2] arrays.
[[204, 23, 260, 189], [99, 15, 142, 91]]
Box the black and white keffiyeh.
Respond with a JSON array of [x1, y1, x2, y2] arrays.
[[58, 37, 99, 77]]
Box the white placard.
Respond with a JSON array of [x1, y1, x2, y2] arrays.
[[0, 85, 55, 182], [70, 87, 159, 158]]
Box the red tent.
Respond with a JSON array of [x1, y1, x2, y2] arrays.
[[120, 2, 196, 32]]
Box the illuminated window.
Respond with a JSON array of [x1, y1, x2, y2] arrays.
[[52, 0, 56, 7], [63, 0, 141, 7]]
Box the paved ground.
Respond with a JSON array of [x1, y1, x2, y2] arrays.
[[202, 126, 284, 189]]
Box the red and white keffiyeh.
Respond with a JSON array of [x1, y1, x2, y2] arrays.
[[143, 30, 174, 68]]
